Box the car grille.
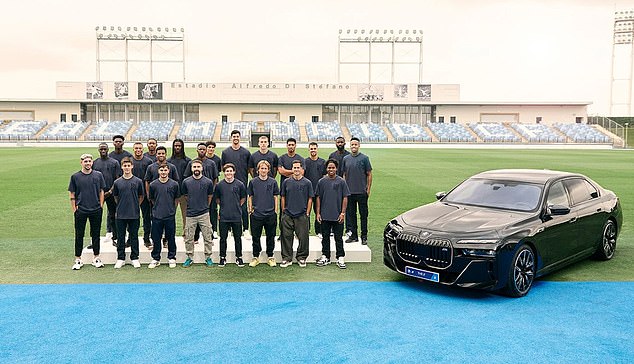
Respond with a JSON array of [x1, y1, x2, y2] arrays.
[[396, 233, 453, 269]]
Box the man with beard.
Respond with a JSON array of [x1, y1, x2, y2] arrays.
[[303, 142, 326, 238], [328, 136, 350, 177], [214, 163, 247, 267], [144, 138, 158, 162], [92, 142, 121, 247], [131, 142, 154, 248], [280, 159, 313, 268], [341, 137, 372, 245], [221, 130, 251, 232], [206, 141, 222, 236], [168, 138, 191, 237], [181, 159, 215, 268], [182, 143, 219, 243]]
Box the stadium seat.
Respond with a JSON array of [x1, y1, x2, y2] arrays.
[[347, 122, 388, 142], [39, 122, 89, 141], [175, 121, 215, 141], [554, 123, 612, 143], [85, 121, 132, 141], [386, 123, 432, 142], [133, 120, 175, 141], [0, 120, 47, 140], [427, 122, 476, 142]]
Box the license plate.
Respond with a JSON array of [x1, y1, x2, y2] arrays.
[[405, 266, 439, 282]]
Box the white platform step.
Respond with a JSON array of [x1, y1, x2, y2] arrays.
[[81, 233, 372, 265]]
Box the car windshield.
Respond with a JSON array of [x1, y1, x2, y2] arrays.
[[443, 178, 542, 212]]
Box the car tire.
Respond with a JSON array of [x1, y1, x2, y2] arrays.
[[594, 219, 617, 261], [503, 244, 536, 298]]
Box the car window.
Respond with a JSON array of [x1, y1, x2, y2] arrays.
[[443, 178, 542, 211], [547, 181, 569, 207], [564, 178, 598, 205]]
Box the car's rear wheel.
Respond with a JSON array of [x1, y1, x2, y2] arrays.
[[503, 244, 535, 297], [594, 219, 617, 260]]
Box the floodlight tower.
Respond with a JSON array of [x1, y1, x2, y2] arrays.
[[95, 25, 186, 82], [337, 29, 423, 84], [610, 11, 634, 115]]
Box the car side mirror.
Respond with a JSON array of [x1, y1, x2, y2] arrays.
[[435, 191, 446, 200], [548, 204, 570, 216]]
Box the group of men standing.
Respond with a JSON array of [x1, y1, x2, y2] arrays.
[[68, 131, 372, 271]]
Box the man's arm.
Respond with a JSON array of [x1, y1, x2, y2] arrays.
[[366, 171, 373, 197], [69, 192, 77, 212]]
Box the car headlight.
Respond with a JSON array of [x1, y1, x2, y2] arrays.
[[462, 249, 496, 257]]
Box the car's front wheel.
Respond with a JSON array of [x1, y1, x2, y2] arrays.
[[503, 244, 535, 297], [594, 219, 617, 260]]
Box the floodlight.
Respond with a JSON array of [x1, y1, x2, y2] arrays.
[[102, 26, 106, 31], [95, 26, 99, 31], [172, 28, 176, 32], [347, 29, 350, 34], [127, 26, 131, 31], [134, 27, 138, 31], [180, 27, 184, 32], [149, 27, 153, 31], [339, 29, 342, 34]]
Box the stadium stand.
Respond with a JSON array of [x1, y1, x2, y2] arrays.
[[305, 122, 343, 141], [132, 120, 175, 141], [554, 123, 612, 143], [85, 121, 132, 141], [39, 122, 89, 141], [427, 122, 477, 142], [220, 121, 251, 140], [386, 123, 431, 142], [0, 120, 47, 140], [347, 122, 388, 142], [468, 122, 521, 143], [263, 121, 300, 141], [176, 121, 215, 141], [511, 123, 565, 143]]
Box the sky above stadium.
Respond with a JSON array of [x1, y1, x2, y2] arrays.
[[0, 0, 631, 115]]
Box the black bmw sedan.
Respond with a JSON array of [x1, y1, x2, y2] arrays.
[[383, 169, 622, 297]]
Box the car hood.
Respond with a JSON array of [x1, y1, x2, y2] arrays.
[[399, 202, 531, 234]]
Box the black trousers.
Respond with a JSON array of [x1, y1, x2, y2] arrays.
[[74, 208, 102, 257], [219, 221, 243, 258], [116, 218, 140, 260], [250, 214, 277, 257], [104, 195, 117, 239], [346, 193, 369, 239], [310, 196, 321, 235], [321, 220, 345, 259], [140, 199, 152, 241]]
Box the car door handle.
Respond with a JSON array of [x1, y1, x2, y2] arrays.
[[569, 217, 578, 223]]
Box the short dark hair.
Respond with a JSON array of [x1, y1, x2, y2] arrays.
[[223, 163, 236, 172], [350, 137, 361, 143], [309, 141, 318, 147], [112, 135, 125, 141], [231, 130, 241, 136], [205, 140, 216, 147], [191, 158, 203, 166], [286, 137, 297, 145], [292, 159, 302, 166], [121, 157, 133, 165], [335, 136, 345, 142], [197, 142, 207, 148], [156, 146, 167, 153], [158, 164, 169, 170], [326, 158, 338, 168]]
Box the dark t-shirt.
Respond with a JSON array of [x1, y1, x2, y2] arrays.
[[304, 157, 326, 190], [221, 146, 251, 185], [168, 156, 192, 185], [208, 154, 221, 174], [144, 162, 179, 183], [183, 158, 218, 182], [342, 153, 372, 194], [68, 170, 106, 213], [249, 150, 279, 178], [278, 153, 304, 185], [247, 177, 279, 218], [112, 175, 144, 219], [149, 178, 181, 219], [214, 179, 247, 223], [328, 150, 350, 177], [182, 176, 214, 217], [143, 152, 157, 162], [92, 157, 121, 189], [281, 176, 314, 218], [109, 150, 133, 164], [316, 176, 350, 221], [132, 156, 153, 189]]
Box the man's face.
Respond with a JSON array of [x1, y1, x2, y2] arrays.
[[133, 144, 144, 157], [173, 142, 183, 154], [224, 168, 235, 180], [259, 137, 269, 150], [197, 145, 206, 159], [192, 162, 203, 177], [231, 133, 240, 146], [121, 162, 133, 175], [147, 139, 157, 152], [336, 138, 345, 151], [98, 145, 108, 158], [158, 166, 169, 178], [258, 164, 269, 177], [292, 162, 302, 177], [81, 157, 93, 171], [350, 140, 360, 154], [156, 149, 166, 162], [206, 144, 215, 157], [287, 141, 296, 154], [309, 144, 318, 158], [113, 138, 124, 150], [326, 162, 337, 177]]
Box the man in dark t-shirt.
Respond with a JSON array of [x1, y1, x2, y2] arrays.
[[93, 142, 121, 246], [316, 159, 350, 269], [341, 137, 373, 245], [214, 163, 247, 267], [148, 164, 181, 268], [112, 157, 144, 268], [206, 140, 222, 235], [132, 142, 154, 248], [247, 160, 279, 267], [280, 159, 314, 268], [221, 130, 251, 231], [277, 137, 304, 186], [328, 136, 350, 177], [168, 138, 191, 237], [68, 153, 106, 270], [109, 134, 133, 164], [144, 138, 158, 162], [249, 135, 279, 178], [304, 141, 326, 236]]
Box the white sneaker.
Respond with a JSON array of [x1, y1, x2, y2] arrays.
[[168, 259, 177, 268], [280, 260, 292, 268], [72, 259, 83, 270], [346, 230, 352, 238], [213, 231, 219, 239], [336, 257, 347, 269], [148, 260, 160, 269], [92, 257, 104, 268], [298, 259, 307, 268], [114, 260, 125, 269], [316, 233, 323, 239], [132, 260, 141, 268]]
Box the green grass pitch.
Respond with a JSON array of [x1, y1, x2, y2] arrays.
[[0, 146, 632, 284]]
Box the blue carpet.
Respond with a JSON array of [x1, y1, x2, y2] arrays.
[[0, 281, 632, 363]]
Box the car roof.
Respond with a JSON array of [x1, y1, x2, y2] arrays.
[[470, 169, 582, 184]]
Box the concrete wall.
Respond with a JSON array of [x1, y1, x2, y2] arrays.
[[0, 101, 80, 122], [199, 104, 322, 122], [435, 104, 588, 124]]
